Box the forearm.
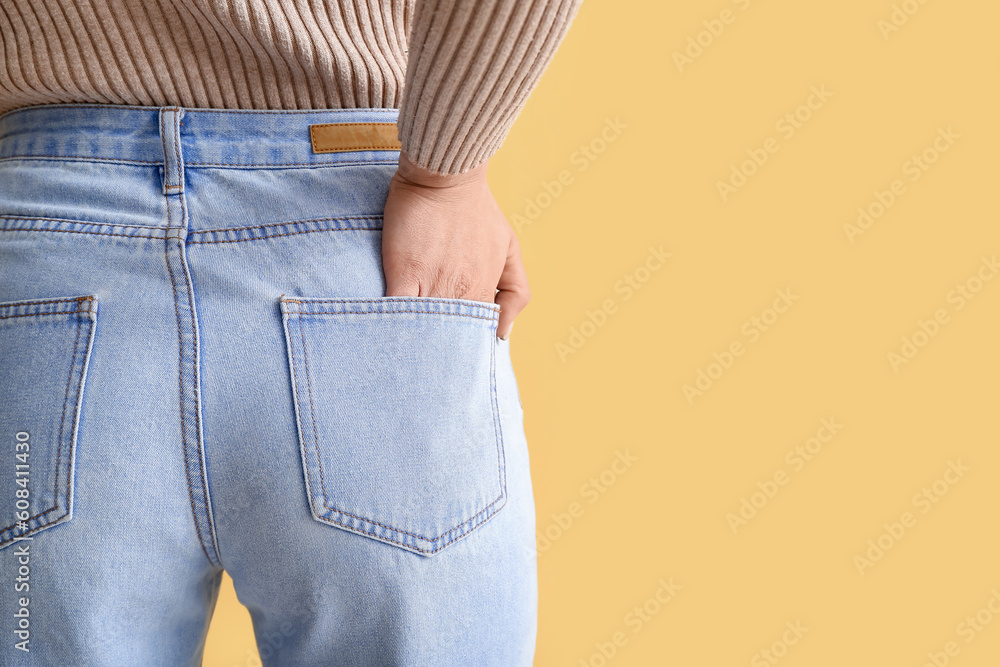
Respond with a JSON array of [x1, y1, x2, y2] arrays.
[[397, 0, 584, 175]]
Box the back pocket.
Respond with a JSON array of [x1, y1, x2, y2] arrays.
[[0, 295, 98, 551], [279, 295, 507, 557]]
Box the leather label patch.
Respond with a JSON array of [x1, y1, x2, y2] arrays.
[[310, 122, 401, 153]]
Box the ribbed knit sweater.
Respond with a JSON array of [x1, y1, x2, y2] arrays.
[[0, 0, 582, 174]]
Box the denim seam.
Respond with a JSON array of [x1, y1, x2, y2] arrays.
[[159, 109, 169, 189], [194, 214, 382, 234], [0, 156, 162, 165], [0, 309, 79, 320], [62, 304, 91, 539], [46, 297, 82, 526], [166, 230, 216, 567], [0, 506, 66, 549], [490, 333, 508, 500], [0, 301, 90, 548], [181, 158, 187, 230], [173, 107, 186, 192], [172, 108, 183, 193], [0, 156, 399, 168], [325, 495, 509, 556], [182, 159, 399, 168], [0, 215, 170, 230], [285, 313, 319, 528], [171, 157, 222, 565], [166, 182, 172, 234], [0, 216, 381, 241], [178, 207, 223, 567], [0, 228, 161, 239], [294, 311, 498, 322], [297, 310, 326, 518], [42, 306, 80, 521], [0, 296, 89, 312], [282, 297, 500, 313], [292, 310, 505, 554], [186, 226, 380, 245]]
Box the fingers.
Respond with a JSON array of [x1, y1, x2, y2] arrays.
[[494, 233, 531, 340], [385, 255, 489, 301], [381, 235, 422, 296], [383, 265, 421, 297]]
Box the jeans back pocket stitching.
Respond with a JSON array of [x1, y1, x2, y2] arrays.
[[290, 306, 507, 553], [285, 312, 319, 517], [0, 297, 95, 548], [280, 296, 500, 319], [490, 330, 508, 504]]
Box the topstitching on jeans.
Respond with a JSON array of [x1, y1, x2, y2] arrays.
[[183, 159, 399, 168], [0, 155, 162, 165], [0, 216, 385, 241], [0, 302, 92, 549], [160, 105, 222, 566], [178, 184, 224, 567], [192, 214, 383, 235], [288, 309, 507, 554], [165, 225, 219, 568], [0, 154, 399, 168]]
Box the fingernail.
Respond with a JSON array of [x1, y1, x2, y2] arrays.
[[500, 322, 514, 340]]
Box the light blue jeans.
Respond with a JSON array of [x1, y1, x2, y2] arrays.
[[0, 104, 537, 666]]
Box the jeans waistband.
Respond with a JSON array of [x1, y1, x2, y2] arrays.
[[0, 103, 401, 168]]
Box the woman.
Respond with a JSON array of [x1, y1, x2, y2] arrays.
[[0, 1, 582, 664]]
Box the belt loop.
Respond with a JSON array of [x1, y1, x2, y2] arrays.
[[159, 106, 185, 196]]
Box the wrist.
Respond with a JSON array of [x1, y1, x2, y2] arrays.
[[394, 150, 488, 189]]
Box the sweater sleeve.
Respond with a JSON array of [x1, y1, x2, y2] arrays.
[[396, 0, 583, 175]]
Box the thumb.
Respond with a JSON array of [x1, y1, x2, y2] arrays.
[[494, 234, 530, 340]]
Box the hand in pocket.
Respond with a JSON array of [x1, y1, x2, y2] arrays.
[[381, 151, 530, 341]]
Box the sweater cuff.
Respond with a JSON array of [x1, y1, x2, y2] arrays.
[[396, 0, 583, 175]]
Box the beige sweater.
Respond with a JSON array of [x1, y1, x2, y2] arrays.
[[0, 0, 582, 174]]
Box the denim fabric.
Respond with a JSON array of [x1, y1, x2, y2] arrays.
[[0, 104, 537, 666]]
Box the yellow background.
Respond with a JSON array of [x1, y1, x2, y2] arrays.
[[204, 0, 1000, 664]]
